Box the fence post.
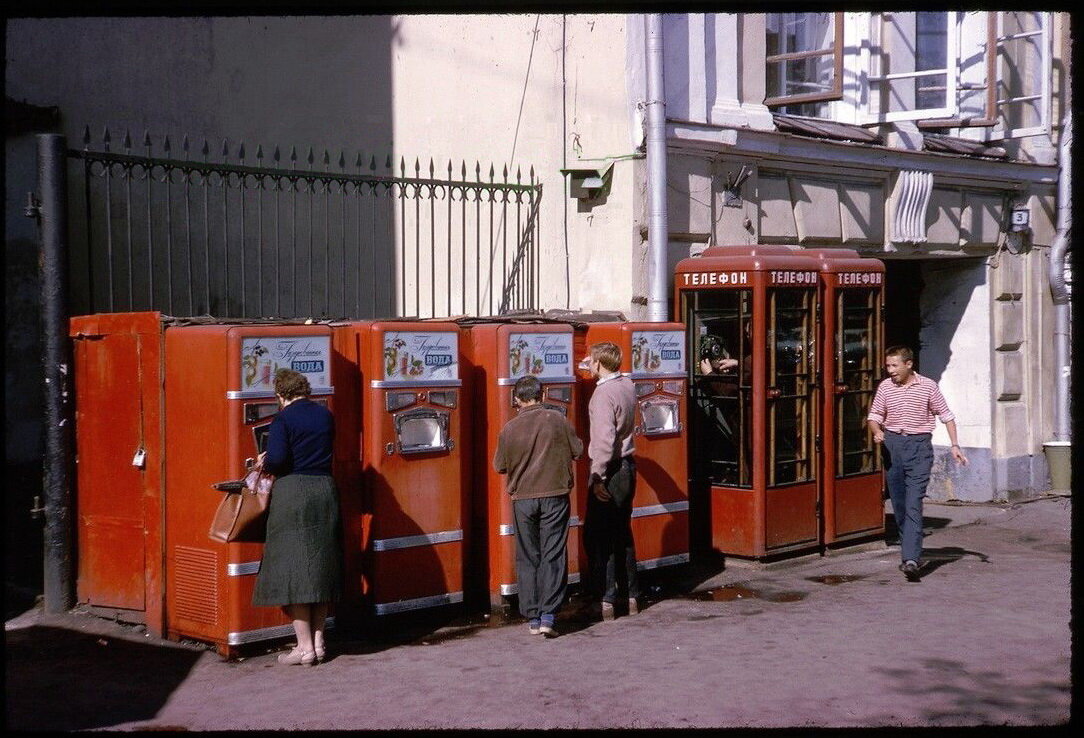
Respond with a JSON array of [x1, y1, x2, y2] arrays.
[[36, 133, 76, 614]]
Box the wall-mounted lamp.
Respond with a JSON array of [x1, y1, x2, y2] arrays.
[[721, 164, 752, 208], [561, 163, 614, 201]]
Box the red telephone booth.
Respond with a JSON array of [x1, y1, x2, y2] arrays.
[[575, 322, 690, 573], [332, 321, 468, 617], [71, 312, 347, 655], [807, 249, 886, 546], [458, 320, 582, 611], [675, 246, 822, 558]]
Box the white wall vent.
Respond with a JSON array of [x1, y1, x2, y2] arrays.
[[890, 170, 933, 244]]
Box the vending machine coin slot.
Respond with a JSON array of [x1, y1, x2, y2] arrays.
[[244, 402, 279, 424], [386, 391, 418, 412], [394, 407, 451, 454], [428, 390, 458, 408], [545, 385, 571, 403]]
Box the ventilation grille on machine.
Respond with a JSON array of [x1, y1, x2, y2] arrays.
[[173, 546, 219, 625]]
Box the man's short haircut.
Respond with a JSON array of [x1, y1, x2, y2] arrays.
[[274, 368, 312, 399], [885, 345, 914, 362], [513, 374, 543, 404], [590, 342, 622, 372]]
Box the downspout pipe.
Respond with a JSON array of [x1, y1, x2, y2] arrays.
[[645, 13, 670, 322], [34, 134, 76, 613], [1048, 113, 1072, 442]]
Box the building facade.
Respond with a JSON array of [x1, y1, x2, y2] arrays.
[[4, 13, 1070, 514]]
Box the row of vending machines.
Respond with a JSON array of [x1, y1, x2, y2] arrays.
[[69, 245, 887, 657], [70, 312, 690, 656]]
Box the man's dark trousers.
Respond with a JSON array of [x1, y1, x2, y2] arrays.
[[584, 456, 640, 604], [883, 430, 934, 564], [512, 494, 571, 619]]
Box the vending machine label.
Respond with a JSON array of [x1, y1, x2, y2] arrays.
[[508, 332, 573, 379], [631, 330, 685, 374], [241, 335, 331, 390], [383, 331, 459, 381]]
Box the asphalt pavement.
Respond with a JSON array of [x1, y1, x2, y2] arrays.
[[5, 495, 1072, 730]]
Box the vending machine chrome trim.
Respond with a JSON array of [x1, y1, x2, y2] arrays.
[[226, 387, 334, 400], [227, 561, 262, 576], [499, 571, 580, 596], [373, 591, 463, 615], [371, 379, 462, 389], [631, 500, 690, 518], [636, 553, 690, 571], [228, 616, 337, 646], [371, 529, 463, 551], [496, 376, 575, 386], [629, 371, 686, 381]]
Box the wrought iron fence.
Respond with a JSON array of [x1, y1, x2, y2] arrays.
[[66, 127, 542, 319]]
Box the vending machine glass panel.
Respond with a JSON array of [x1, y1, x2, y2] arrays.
[[837, 288, 882, 476], [395, 407, 451, 453], [768, 289, 815, 486], [687, 289, 753, 488], [635, 382, 656, 398]]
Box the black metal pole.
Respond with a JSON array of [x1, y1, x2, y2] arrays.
[[37, 133, 75, 614]]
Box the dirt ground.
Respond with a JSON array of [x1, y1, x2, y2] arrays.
[[5, 496, 1072, 730]]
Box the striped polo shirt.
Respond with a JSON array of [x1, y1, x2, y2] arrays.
[[867, 372, 955, 435]]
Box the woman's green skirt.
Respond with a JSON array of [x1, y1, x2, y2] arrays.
[[252, 473, 343, 607]]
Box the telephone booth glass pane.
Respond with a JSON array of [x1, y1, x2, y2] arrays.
[[687, 290, 753, 488], [769, 289, 815, 485], [837, 288, 882, 475]]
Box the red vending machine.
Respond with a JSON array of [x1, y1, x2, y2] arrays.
[[808, 249, 886, 546], [163, 320, 339, 653], [70, 312, 345, 655], [575, 322, 690, 573], [675, 246, 822, 558], [332, 321, 468, 617], [458, 320, 581, 611]]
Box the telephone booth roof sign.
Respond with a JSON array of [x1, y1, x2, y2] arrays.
[[675, 245, 821, 290]]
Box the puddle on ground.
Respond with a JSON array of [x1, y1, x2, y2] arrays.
[[687, 584, 807, 603], [806, 574, 866, 586]]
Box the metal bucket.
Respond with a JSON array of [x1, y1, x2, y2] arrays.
[[1042, 441, 1072, 492]]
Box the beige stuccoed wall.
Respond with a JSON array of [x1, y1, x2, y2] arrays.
[[388, 14, 638, 316]]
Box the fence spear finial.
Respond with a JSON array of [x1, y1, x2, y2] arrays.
[[143, 130, 152, 152], [163, 135, 171, 155], [102, 127, 111, 151], [201, 139, 210, 159], [256, 143, 264, 162], [221, 138, 229, 159], [238, 142, 246, 162], [83, 125, 91, 150], [306, 147, 314, 166], [182, 134, 190, 159], [123, 129, 132, 152]]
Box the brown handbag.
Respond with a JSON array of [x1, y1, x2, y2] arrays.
[[208, 459, 275, 543]]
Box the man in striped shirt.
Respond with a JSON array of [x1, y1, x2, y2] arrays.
[[867, 345, 969, 581]]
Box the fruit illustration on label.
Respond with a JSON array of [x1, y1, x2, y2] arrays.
[[631, 336, 648, 371], [384, 338, 406, 376], [511, 339, 528, 375], [408, 358, 425, 376]]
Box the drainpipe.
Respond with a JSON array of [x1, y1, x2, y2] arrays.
[[645, 13, 669, 322], [1048, 113, 1072, 442], [32, 134, 76, 613]]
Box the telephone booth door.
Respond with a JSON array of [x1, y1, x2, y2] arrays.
[[811, 250, 886, 545], [676, 246, 821, 559]]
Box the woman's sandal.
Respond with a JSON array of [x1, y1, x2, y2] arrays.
[[314, 646, 326, 663], [277, 647, 316, 666]]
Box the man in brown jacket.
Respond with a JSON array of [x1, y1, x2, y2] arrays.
[[493, 375, 584, 637], [582, 341, 639, 621]]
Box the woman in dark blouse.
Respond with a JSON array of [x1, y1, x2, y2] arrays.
[[252, 368, 343, 666]]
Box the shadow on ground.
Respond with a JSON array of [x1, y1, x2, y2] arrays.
[[5, 625, 203, 731]]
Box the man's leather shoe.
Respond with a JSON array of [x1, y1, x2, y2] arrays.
[[900, 560, 921, 582]]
